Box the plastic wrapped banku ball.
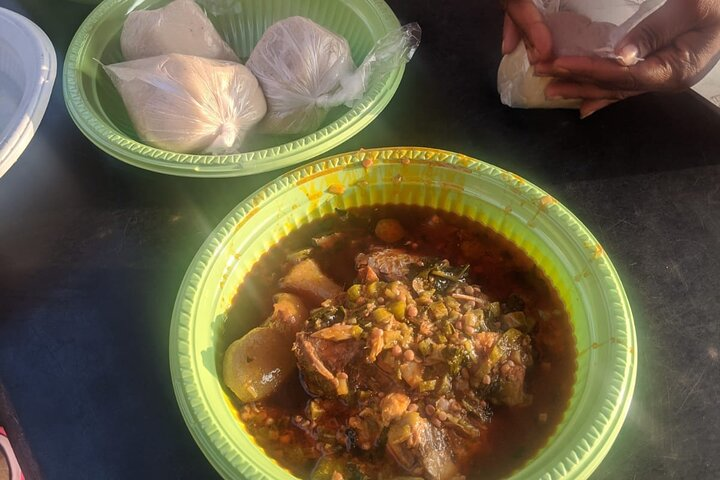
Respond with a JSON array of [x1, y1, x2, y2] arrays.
[[104, 54, 266, 154], [247, 17, 422, 135]]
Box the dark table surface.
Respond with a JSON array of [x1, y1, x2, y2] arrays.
[[1, 0, 719, 479]]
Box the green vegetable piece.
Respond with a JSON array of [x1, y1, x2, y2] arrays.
[[445, 296, 460, 311], [501, 311, 536, 332], [461, 399, 491, 422], [496, 375, 528, 406], [474, 359, 492, 380], [387, 412, 421, 444], [310, 456, 341, 480], [488, 342, 503, 366], [445, 345, 466, 376], [488, 328, 524, 368], [309, 306, 345, 329], [347, 284, 362, 302], [445, 413, 483, 437], [419, 379, 437, 392], [448, 354, 463, 375], [286, 248, 312, 263], [389, 300, 406, 320], [366, 281, 379, 298], [429, 301, 449, 320], [372, 307, 394, 325], [345, 463, 369, 480], [309, 399, 325, 422], [418, 338, 434, 356], [283, 445, 310, 469], [437, 374, 452, 395], [425, 262, 470, 293], [501, 327, 523, 344], [384, 329, 401, 345]]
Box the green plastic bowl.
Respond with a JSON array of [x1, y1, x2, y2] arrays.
[[170, 147, 637, 479], [63, 0, 405, 177]]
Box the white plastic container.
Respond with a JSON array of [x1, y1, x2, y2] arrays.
[[0, 7, 56, 179]]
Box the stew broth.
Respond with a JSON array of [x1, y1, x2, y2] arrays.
[[221, 205, 576, 479]]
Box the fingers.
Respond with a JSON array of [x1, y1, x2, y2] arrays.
[[668, 28, 720, 88], [535, 28, 720, 92], [505, 0, 553, 63], [545, 80, 640, 101], [535, 55, 645, 90], [615, 0, 696, 65], [540, 79, 631, 119], [580, 99, 619, 119], [502, 14, 521, 55], [504, 0, 720, 117]]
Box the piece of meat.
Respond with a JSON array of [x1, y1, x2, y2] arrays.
[[280, 259, 343, 305], [387, 413, 459, 480], [400, 361, 424, 388], [267, 293, 309, 338], [494, 362, 528, 407], [355, 248, 424, 281], [367, 327, 384, 362], [311, 324, 362, 341], [380, 393, 411, 426], [293, 332, 362, 397], [473, 332, 501, 358], [294, 331, 401, 398], [480, 329, 533, 407]]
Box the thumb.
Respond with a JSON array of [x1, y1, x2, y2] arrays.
[[615, 0, 694, 66]]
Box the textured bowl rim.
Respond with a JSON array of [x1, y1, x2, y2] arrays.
[[170, 146, 637, 479], [62, 0, 404, 177]]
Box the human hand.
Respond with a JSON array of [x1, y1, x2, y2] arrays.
[[502, 0, 553, 64], [534, 0, 720, 118]]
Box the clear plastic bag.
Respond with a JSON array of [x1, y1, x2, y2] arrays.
[[121, 0, 239, 62], [104, 53, 266, 154], [497, 0, 665, 109], [246, 17, 421, 135]]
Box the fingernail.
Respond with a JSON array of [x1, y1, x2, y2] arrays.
[[544, 86, 564, 101], [547, 65, 571, 76], [501, 39, 508, 55], [618, 45, 639, 66], [544, 89, 564, 100]]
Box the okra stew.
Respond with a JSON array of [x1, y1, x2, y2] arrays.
[[220, 205, 576, 480]]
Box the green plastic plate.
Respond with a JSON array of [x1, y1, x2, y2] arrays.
[[63, 0, 405, 177], [170, 147, 637, 479]]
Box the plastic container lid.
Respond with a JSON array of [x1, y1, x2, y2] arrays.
[[0, 7, 56, 179]]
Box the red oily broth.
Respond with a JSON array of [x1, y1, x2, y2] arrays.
[[220, 205, 576, 479]]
